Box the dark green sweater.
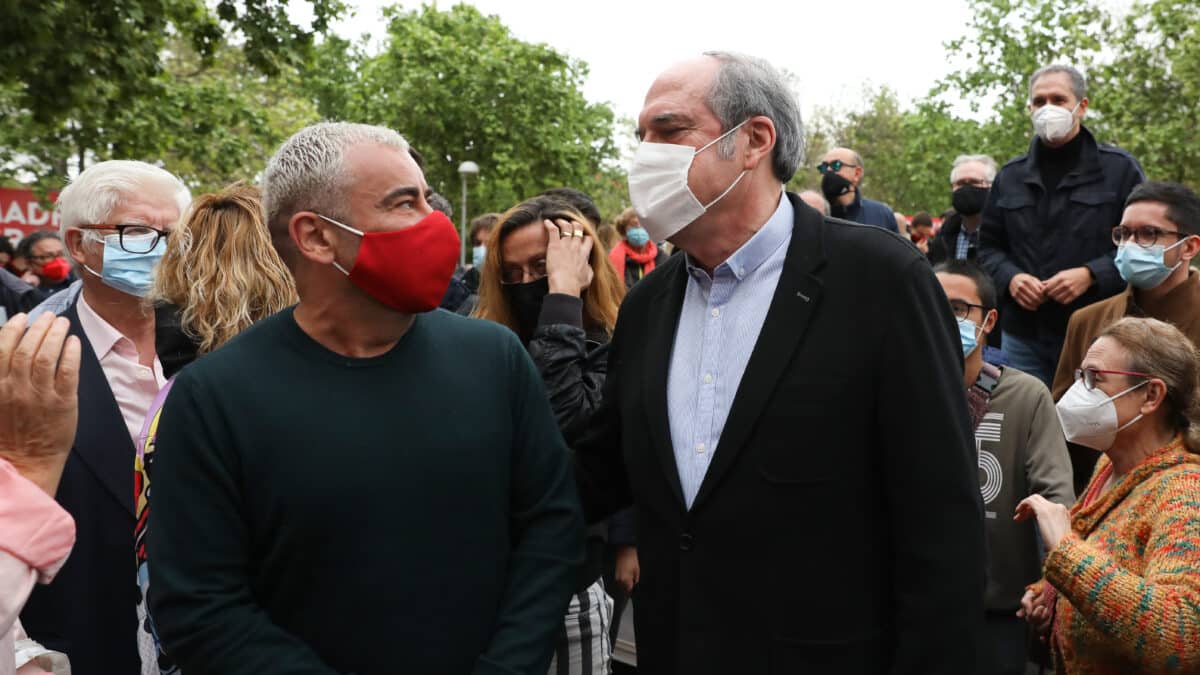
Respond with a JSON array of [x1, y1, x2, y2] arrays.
[[147, 307, 584, 674]]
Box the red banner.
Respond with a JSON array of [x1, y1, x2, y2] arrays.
[[1, 188, 60, 247]]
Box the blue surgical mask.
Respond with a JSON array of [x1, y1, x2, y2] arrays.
[[472, 244, 486, 268], [1115, 239, 1187, 290], [83, 233, 166, 297], [958, 318, 982, 357], [626, 226, 650, 248]]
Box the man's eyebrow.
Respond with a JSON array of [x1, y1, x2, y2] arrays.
[[636, 112, 693, 140], [375, 186, 422, 208]]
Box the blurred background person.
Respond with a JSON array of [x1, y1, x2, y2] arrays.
[[609, 207, 666, 290], [910, 211, 934, 255], [595, 223, 620, 253], [0, 238, 14, 272], [16, 232, 75, 297], [475, 195, 627, 675], [798, 190, 830, 217], [929, 155, 997, 266], [134, 183, 297, 673], [441, 212, 500, 314], [817, 147, 897, 230], [1018, 317, 1200, 673]]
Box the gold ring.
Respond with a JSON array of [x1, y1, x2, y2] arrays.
[[572, 230, 583, 238]]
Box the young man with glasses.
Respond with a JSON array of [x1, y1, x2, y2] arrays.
[[816, 147, 898, 231], [934, 259, 1075, 675], [1052, 181, 1200, 494]]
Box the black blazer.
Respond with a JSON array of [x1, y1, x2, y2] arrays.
[[20, 299, 196, 675], [575, 193, 986, 674]]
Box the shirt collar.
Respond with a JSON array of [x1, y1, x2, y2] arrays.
[[76, 291, 134, 360], [685, 189, 792, 281]]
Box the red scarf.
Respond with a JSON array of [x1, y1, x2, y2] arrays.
[[608, 240, 658, 281]]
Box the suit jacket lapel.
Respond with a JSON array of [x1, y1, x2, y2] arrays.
[[642, 258, 689, 508], [690, 194, 828, 511], [64, 303, 137, 518]]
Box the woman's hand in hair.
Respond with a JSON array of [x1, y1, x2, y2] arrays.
[[544, 218, 594, 298]]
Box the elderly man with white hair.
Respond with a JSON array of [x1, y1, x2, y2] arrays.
[[19, 160, 193, 675], [147, 122, 583, 674], [927, 154, 998, 265]]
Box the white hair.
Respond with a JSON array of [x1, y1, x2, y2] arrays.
[[949, 154, 998, 185], [57, 160, 191, 242], [262, 122, 410, 229]]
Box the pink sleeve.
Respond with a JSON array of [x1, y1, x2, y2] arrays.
[[0, 459, 75, 582]]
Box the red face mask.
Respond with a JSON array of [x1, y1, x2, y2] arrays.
[[40, 257, 71, 283], [320, 210, 460, 314]]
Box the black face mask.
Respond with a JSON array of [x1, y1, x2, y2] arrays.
[[820, 172, 854, 204], [504, 276, 550, 343], [952, 185, 989, 216]]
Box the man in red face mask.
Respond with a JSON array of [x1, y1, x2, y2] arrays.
[[16, 231, 76, 295], [146, 122, 584, 675]]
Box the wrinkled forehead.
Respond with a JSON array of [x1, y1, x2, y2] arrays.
[[636, 57, 720, 133]]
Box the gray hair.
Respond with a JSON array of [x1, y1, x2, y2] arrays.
[[1029, 64, 1087, 102], [262, 122, 410, 231], [949, 154, 999, 185], [798, 190, 831, 217], [702, 51, 805, 183], [57, 160, 191, 242]]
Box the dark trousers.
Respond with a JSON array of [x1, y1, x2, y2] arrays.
[[981, 611, 1031, 675]]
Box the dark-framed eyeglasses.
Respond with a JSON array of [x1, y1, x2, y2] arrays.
[[28, 251, 65, 264], [1074, 367, 1152, 391], [500, 259, 548, 285], [76, 224, 170, 254], [1111, 225, 1188, 248], [817, 159, 859, 175], [948, 299, 987, 322]]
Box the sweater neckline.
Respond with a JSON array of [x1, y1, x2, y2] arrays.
[[279, 306, 424, 368], [1072, 435, 1194, 533]]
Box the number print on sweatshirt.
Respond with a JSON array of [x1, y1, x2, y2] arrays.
[[975, 412, 1004, 518]]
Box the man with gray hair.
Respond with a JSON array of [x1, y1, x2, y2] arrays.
[[147, 122, 584, 674], [978, 64, 1144, 386], [20, 159, 194, 675], [927, 154, 998, 265], [576, 51, 985, 673]]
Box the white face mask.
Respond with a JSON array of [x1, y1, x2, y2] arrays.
[[1056, 378, 1147, 451], [627, 120, 750, 242], [1032, 101, 1081, 144]]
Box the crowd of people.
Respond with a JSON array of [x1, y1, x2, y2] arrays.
[[2, 50, 1200, 675]]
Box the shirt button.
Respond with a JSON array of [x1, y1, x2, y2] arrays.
[[738, 268, 746, 276], [703, 373, 713, 384], [695, 443, 706, 454], [679, 533, 694, 552], [710, 308, 720, 318]]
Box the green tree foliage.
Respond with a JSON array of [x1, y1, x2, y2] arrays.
[[316, 4, 620, 218]]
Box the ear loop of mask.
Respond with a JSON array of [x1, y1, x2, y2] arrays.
[[695, 119, 751, 210], [78, 229, 106, 279], [317, 214, 362, 276]]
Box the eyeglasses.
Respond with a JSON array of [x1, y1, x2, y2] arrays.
[[501, 259, 547, 285], [952, 178, 991, 189], [1111, 225, 1187, 248], [76, 224, 170, 254], [1074, 367, 1152, 391], [28, 251, 65, 264], [948, 299, 987, 322], [817, 159, 859, 175]]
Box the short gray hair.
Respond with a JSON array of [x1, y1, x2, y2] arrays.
[[1029, 64, 1087, 102], [262, 122, 410, 230], [702, 51, 805, 183], [950, 154, 999, 185], [57, 160, 191, 240]]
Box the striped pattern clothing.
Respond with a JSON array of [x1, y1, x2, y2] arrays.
[[547, 580, 613, 675], [1039, 436, 1200, 673]]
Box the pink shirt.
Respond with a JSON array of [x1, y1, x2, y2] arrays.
[[0, 459, 75, 675], [76, 294, 167, 446]]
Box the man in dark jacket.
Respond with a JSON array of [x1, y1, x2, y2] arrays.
[[576, 51, 984, 674], [929, 155, 999, 266], [818, 147, 898, 231], [978, 64, 1144, 386]]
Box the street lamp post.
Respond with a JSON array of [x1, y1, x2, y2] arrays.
[[457, 161, 480, 266]]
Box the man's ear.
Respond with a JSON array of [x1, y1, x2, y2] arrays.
[[741, 115, 776, 173], [290, 212, 340, 266], [982, 308, 999, 336], [1178, 234, 1200, 264], [64, 228, 88, 266]]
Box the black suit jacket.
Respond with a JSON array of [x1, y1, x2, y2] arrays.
[[575, 194, 986, 674], [20, 299, 196, 675]]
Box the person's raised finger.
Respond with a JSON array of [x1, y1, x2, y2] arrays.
[[54, 335, 82, 400], [11, 312, 56, 381], [544, 219, 563, 243], [580, 234, 594, 258], [31, 316, 71, 387], [0, 312, 30, 378]]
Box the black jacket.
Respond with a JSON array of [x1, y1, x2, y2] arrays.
[[574, 193, 986, 674], [0, 267, 43, 316], [978, 126, 1144, 341], [21, 299, 197, 675], [927, 212, 977, 266]]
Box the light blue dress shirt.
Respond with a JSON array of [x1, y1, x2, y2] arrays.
[[667, 192, 793, 508]]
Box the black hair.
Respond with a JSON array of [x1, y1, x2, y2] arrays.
[[427, 192, 453, 219], [0, 236, 14, 257], [1125, 181, 1200, 236], [538, 187, 602, 227], [16, 230, 61, 258], [933, 259, 997, 310], [911, 212, 934, 228]]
